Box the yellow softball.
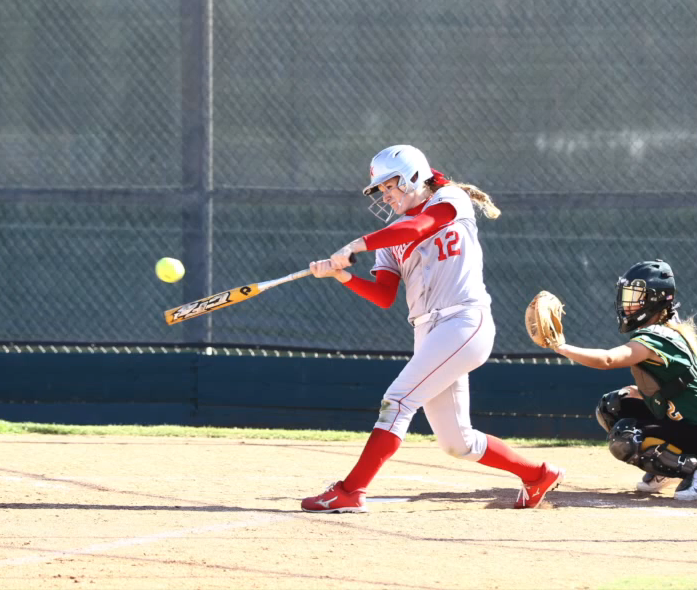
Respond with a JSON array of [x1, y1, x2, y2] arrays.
[[155, 257, 185, 283]]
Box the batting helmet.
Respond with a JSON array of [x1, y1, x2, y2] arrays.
[[363, 145, 433, 223]]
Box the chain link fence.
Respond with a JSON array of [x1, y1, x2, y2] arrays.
[[1, 0, 696, 354]]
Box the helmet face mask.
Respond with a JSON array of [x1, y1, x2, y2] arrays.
[[366, 188, 398, 223], [616, 260, 676, 333], [363, 145, 433, 224]]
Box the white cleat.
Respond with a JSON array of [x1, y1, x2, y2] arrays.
[[636, 473, 678, 493], [673, 472, 697, 501]]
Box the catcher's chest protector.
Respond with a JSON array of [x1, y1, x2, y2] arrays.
[[631, 325, 697, 424]]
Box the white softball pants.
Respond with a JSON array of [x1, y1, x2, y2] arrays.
[[374, 307, 495, 461]]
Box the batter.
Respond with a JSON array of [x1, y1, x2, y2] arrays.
[[301, 145, 564, 512]]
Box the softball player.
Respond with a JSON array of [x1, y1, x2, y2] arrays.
[[301, 145, 564, 512], [555, 259, 697, 500]]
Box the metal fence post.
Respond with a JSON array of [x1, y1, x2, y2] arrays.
[[180, 0, 213, 344]]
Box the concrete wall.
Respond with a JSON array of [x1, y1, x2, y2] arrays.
[[0, 352, 633, 439]]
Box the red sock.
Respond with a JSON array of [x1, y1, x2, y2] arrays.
[[342, 428, 401, 492], [477, 435, 543, 482]]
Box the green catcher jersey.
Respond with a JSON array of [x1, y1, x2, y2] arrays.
[[631, 324, 697, 425]]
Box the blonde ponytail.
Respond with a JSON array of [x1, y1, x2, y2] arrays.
[[455, 183, 501, 220], [425, 175, 501, 220], [665, 315, 697, 357]]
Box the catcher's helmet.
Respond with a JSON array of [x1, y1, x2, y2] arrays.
[[362, 145, 433, 223], [615, 259, 676, 333]]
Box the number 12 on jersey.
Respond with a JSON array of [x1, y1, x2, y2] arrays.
[[435, 231, 461, 261]]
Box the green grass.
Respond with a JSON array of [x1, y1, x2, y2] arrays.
[[0, 420, 603, 446], [598, 577, 697, 590]]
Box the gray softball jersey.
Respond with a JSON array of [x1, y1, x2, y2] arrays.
[[370, 185, 492, 324]]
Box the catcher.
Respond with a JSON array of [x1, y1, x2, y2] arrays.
[[526, 259, 697, 501]]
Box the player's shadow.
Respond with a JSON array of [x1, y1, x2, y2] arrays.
[[0, 503, 289, 513], [371, 487, 685, 510]]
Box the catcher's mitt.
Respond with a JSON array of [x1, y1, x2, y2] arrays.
[[525, 291, 566, 349]]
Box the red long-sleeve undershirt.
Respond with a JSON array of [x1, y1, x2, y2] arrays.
[[344, 270, 401, 308], [343, 202, 456, 308]]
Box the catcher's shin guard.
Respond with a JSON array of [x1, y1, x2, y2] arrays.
[[608, 419, 697, 479], [639, 442, 697, 480], [595, 388, 629, 433]]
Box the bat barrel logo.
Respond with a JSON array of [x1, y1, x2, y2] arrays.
[[170, 284, 256, 321], [172, 291, 232, 320]]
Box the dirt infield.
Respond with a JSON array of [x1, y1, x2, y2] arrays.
[[1, 435, 696, 590]]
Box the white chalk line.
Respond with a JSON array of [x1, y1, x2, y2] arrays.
[[0, 513, 291, 567], [366, 475, 472, 503], [633, 507, 696, 517], [380, 474, 472, 489], [0, 476, 71, 490]]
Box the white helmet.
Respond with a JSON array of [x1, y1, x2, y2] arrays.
[[362, 145, 433, 223]]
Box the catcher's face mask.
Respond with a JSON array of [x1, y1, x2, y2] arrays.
[[620, 279, 646, 314]]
